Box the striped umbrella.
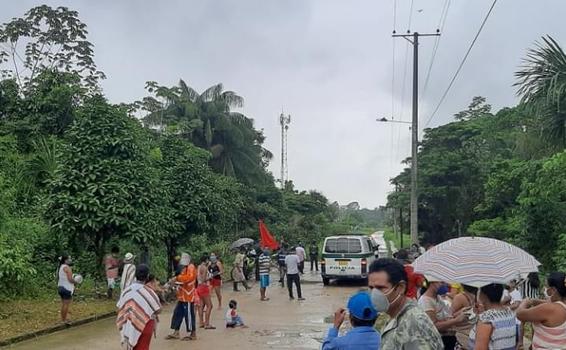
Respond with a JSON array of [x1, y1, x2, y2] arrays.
[[412, 236, 540, 288]]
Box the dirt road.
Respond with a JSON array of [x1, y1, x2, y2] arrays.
[[7, 272, 364, 350]]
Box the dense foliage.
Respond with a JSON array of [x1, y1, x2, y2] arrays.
[[0, 6, 385, 299], [387, 36, 566, 271]]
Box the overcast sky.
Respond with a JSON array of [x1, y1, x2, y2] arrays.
[[5, 1, 566, 208]]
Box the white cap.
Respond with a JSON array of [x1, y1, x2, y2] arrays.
[[124, 253, 135, 263]]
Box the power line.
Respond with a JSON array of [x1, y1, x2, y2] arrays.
[[389, 0, 398, 174], [424, 0, 498, 127], [421, 0, 451, 101], [395, 0, 414, 162]]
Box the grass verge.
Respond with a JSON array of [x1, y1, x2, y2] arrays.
[[0, 295, 116, 343]]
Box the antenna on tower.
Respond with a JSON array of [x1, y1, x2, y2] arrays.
[[279, 112, 291, 188]]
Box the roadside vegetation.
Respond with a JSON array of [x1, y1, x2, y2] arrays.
[[387, 36, 566, 271]]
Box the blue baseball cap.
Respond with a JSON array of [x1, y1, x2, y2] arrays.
[[347, 291, 378, 321]]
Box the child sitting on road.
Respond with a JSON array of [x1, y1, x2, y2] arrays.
[[225, 300, 247, 328], [322, 291, 381, 350]]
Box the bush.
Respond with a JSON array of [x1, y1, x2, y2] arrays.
[[0, 217, 51, 299]]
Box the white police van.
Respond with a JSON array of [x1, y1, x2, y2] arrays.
[[320, 235, 379, 285]]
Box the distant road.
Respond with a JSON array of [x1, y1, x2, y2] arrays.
[[370, 231, 389, 258]]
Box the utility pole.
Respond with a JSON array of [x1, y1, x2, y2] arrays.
[[393, 30, 440, 245], [279, 112, 291, 188]]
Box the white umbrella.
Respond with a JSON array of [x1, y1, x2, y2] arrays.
[[412, 236, 540, 287]]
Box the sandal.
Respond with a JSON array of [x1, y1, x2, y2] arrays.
[[204, 325, 216, 330], [165, 334, 179, 340]]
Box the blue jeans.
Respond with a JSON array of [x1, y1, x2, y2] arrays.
[[227, 316, 244, 327]]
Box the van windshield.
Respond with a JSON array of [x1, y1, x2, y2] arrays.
[[325, 238, 363, 254]]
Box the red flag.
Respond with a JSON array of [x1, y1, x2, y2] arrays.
[[259, 219, 279, 250]]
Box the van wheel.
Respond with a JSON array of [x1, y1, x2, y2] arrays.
[[322, 277, 330, 286]]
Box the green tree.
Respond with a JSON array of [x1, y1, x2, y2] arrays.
[[0, 5, 105, 92], [47, 96, 162, 266], [516, 151, 566, 269], [157, 136, 243, 273], [138, 80, 273, 185]]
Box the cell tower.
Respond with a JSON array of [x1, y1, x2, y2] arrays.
[[279, 112, 291, 188]]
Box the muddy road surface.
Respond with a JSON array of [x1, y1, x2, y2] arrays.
[[7, 272, 365, 350]]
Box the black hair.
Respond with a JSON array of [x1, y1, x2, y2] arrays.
[[479, 283, 504, 303], [111, 246, 120, 254], [528, 272, 540, 289], [350, 315, 377, 327], [135, 264, 150, 282], [396, 249, 409, 260], [547, 272, 566, 298], [368, 258, 408, 285], [462, 284, 478, 294], [200, 255, 209, 264], [58, 253, 70, 266], [229, 299, 237, 309]]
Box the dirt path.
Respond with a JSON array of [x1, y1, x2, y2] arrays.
[[6, 272, 363, 350]]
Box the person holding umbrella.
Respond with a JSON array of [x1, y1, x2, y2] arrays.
[[516, 271, 566, 349], [232, 248, 250, 292]]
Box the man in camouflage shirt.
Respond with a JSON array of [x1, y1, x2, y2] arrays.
[[368, 258, 443, 350]]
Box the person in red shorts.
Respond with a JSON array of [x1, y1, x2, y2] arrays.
[[208, 253, 224, 310], [197, 255, 215, 329]]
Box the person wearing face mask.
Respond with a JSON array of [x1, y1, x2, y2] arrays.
[[57, 253, 77, 324], [208, 253, 223, 310], [368, 258, 443, 350], [468, 283, 517, 350], [166, 253, 197, 340], [419, 281, 466, 350], [516, 271, 566, 349]]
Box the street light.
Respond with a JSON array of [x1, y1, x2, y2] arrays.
[[376, 117, 412, 125], [376, 115, 418, 246]]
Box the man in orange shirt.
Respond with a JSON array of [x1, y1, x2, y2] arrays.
[[166, 253, 197, 341]]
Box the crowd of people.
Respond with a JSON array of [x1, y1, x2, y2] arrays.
[[55, 242, 566, 350], [323, 249, 566, 350]]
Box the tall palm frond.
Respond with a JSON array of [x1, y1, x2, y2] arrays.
[[178, 79, 199, 102], [220, 91, 244, 108], [515, 35, 566, 147], [515, 36, 566, 107], [228, 112, 253, 128], [201, 84, 224, 102]]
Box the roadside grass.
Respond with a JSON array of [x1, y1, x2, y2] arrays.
[[0, 294, 116, 342], [383, 227, 410, 251]]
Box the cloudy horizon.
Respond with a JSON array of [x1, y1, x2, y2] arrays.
[[4, 0, 565, 208]]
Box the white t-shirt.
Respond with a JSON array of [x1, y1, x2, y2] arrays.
[[295, 247, 306, 262], [510, 290, 522, 304], [285, 254, 300, 274]]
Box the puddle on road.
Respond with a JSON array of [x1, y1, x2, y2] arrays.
[[254, 329, 324, 349]]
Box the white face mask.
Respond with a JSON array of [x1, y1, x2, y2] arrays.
[[371, 285, 402, 313]]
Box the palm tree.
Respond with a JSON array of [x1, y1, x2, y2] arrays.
[[141, 80, 272, 184], [515, 35, 566, 148]]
